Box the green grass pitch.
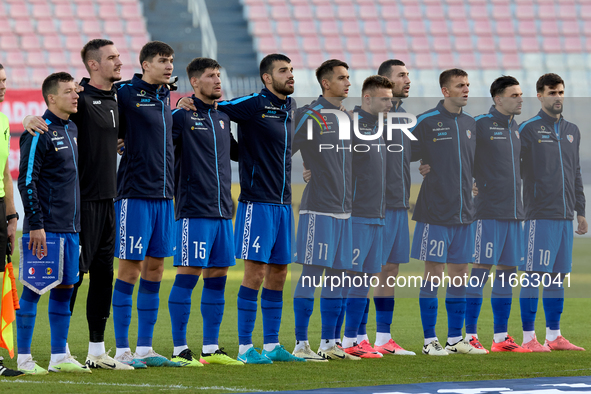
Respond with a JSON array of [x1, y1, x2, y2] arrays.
[[1, 238, 590, 393]]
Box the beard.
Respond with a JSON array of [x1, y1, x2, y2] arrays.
[[546, 102, 563, 115], [272, 78, 294, 96]]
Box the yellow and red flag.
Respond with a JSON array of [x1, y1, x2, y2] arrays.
[[0, 262, 18, 358]]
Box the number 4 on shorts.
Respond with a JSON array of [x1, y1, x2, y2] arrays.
[[253, 236, 261, 253]]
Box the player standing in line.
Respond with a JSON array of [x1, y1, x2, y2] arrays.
[[167, 57, 243, 366], [372, 59, 415, 356], [291, 59, 357, 362], [217, 54, 304, 363], [0, 64, 23, 377], [410, 69, 486, 356], [17, 72, 91, 374], [23, 39, 133, 370], [111, 41, 180, 367], [518, 73, 586, 352], [340, 75, 392, 359], [463, 76, 531, 353]]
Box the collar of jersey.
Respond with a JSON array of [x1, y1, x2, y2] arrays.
[[489, 105, 514, 128], [260, 87, 288, 106], [192, 95, 215, 111], [43, 109, 70, 126], [436, 99, 465, 119], [537, 108, 563, 125], [353, 105, 378, 124]]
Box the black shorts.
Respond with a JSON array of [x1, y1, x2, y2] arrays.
[[79, 199, 115, 273]]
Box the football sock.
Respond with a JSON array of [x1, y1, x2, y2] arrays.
[[294, 265, 322, 342], [446, 283, 466, 340], [237, 285, 258, 346], [169, 274, 199, 348], [48, 287, 74, 355], [88, 342, 105, 357], [202, 276, 227, 347], [465, 267, 489, 335], [335, 285, 348, 342], [173, 345, 188, 356], [113, 279, 134, 351], [419, 281, 438, 340], [494, 333, 508, 343], [320, 268, 343, 344], [374, 296, 394, 345], [294, 340, 308, 352], [16, 287, 41, 355], [523, 331, 536, 343], [50, 353, 66, 363], [546, 328, 561, 342], [492, 268, 515, 339], [261, 287, 283, 345], [344, 275, 370, 345], [424, 337, 438, 346], [263, 343, 279, 352], [543, 281, 564, 339], [202, 344, 219, 354], [137, 278, 160, 349], [319, 339, 335, 351], [519, 273, 539, 334], [357, 298, 370, 340], [238, 344, 253, 354]]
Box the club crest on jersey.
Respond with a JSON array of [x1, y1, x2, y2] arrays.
[[466, 129, 472, 139], [515, 129, 520, 139], [567, 134, 573, 143], [219, 120, 225, 129]]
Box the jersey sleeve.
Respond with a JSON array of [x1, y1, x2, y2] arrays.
[[518, 122, 533, 179], [217, 94, 259, 122], [171, 108, 186, 143], [117, 86, 128, 140], [18, 132, 47, 230], [291, 108, 312, 155], [574, 129, 586, 217], [409, 120, 424, 162]]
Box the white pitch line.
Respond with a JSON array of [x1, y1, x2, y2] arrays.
[[0, 379, 269, 392]]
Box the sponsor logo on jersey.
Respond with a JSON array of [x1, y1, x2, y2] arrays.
[[493, 121, 498, 126], [53, 130, 58, 137], [437, 121, 443, 127], [93, 100, 101, 105]]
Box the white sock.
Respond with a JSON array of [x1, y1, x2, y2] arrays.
[[88, 341, 105, 357], [135, 346, 152, 357], [115, 347, 130, 358], [494, 332, 508, 343], [238, 344, 253, 354], [66, 343, 70, 355], [173, 345, 188, 356], [17, 354, 32, 365], [424, 337, 437, 346], [357, 334, 369, 343], [335, 338, 342, 345], [320, 338, 335, 351], [51, 353, 67, 363], [447, 336, 463, 345], [375, 332, 392, 347], [466, 333, 478, 340], [342, 336, 356, 349], [202, 344, 218, 354], [523, 330, 536, 344], [263, 342, 279, 352], [294, 340, 308, 352], [546, 328, 561, 342]]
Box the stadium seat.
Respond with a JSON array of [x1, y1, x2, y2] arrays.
[[125, 20, 147, 35], [410, 36, 430, 52], [82, 20, 102, 35], [32, 3, 52, 19], [389, 35, 408, 52], [476, 36, 495, 52], [37, 19, 58, 34], [447, 5, 467, 20], [494, 20, 514, 36], [454, 34, 473, 52], [48, 50, 69, 68], [251, 20, 272, 36], [32, 66, 50, 85], [59, 20, 80, 34], [359, 4, 379, 19], [270, 5, 291, 21], [65, 34, 84, 50], [104, 20, 126, 35], [403, 4, 423, 19], [341, 20, 361, 37], [450, 20, 469, 35], [349, 53, 369, 69], [293, 5, 313, 20], [118, 50, 133, 66], [257, 36, 278, 52], [414, 53, 434, 69], [498, 36, 518, 52], [13, 18, 35, 35], [275, 20, 295, 37], [381, 5, 400, 18], [362, 19, 383, 36], [99, 4, 119, 19], [3, 51, 25, 67], [437, 53, 455, 69], [517, 20, 536, 36], [558, 3, 577, 18], [76, 3, 96, 19], [501, 53, 521, 69], [319, 20, 338, 36], [337, 5, 356, 19], [21, 34, 42, 50], [491, 4, 511, 19], [425, 4, 445, 20], [345, 36, 365, 52], [368, 36, 386, 51], [0, 19, 10, 35], [279, 35, 298, 51], [564, 37, 582, 52], [429, 20, 448, 35], [519, 36, 540, 52], [390, 50, 410, 64], [121, 3, 142, 19], [432, 36, 452, 53], [479, 53, 499, 69], [108, 33, 126, 47], [54, 3, 74, 18], [541, 37, 561, 53], [370, 51, 389, 69], [285, 52, 303, 68], [469, 5, 488, 19], [305, 52, 324, 68], [560, 19, 580, 36], [71, 66, 88, 82], [0, 35, 19, 50], [297, 20, 317, 36], [406, 20, 427, 36], [515, 4, 534, 19], [8, 3, 29, 18], [539, 20, 559, 36], [384, 20, 404, 35], [326, 50, 346, 60], [130, 35, 145, 51], [26, 51, 45, 66], [581, 5, 591, 20], [314, 5, 335, 20], [302, 36, 322, 53], [537, 4, 555, 19], [473, 19, 493, 36], [246, 5, 268, 20]]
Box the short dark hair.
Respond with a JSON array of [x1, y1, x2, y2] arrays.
[[439, 68, 468, 88], [362, 75, 394, 95], [80, 38, 114, 73], [0, 63, 4, 70], [139, 41, 174, 72], [536, 73, 565, 93], [259, 53, 291, 84], [377, 59, 405, 78], [42, 72, 74, 105], [186, 57, 221, 80], [315, 59, 349, 88], [490, 75, 520, 98]]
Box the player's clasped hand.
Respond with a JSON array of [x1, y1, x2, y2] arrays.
[[28, 228, 47, 260], [22, 115, 48, 136], [177, 96, 197, 111]]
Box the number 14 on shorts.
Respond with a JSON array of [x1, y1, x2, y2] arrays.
[[129, 236, 143, 254]]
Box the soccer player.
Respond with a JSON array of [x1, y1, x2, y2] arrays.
[[518, 73, 587, 352], [291, 59, 355, 361], [217, 54, 303, 363], [167, 57, 242, 366], [372, 59, 415, 356], [340, 75, 392, 359], [17, 72, 91, 374], [23, 39, 132, 370], [111, 41, 180, 367], [410, 69, 485, 356], [464, 76, 530, 353], [0, 63, 24, 377]]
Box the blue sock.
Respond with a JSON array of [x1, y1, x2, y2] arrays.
[[358, 298, 370, 336], [202, 276, 227, 346], [419, 281, 438, 339], [137, 278, 160, 348], [168, 274, 199, 348], [237, 285, 258, 346], [335, 297, 345, 341], [344, 275, 369, 340], [261, 288, 283, 345], [293, 265, 323, 342], [465, 268, 489, 335], [542, 280, 564, 330], [519, 273, 539, 332], [374, 296, 394, 335], [48, 287, 74, 354], [491, 268, 515, 334], [320, 268, 343, 340], [16, 287, 41, 355], [446, 284, 467, 339], [113, 279, 134, 349]]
